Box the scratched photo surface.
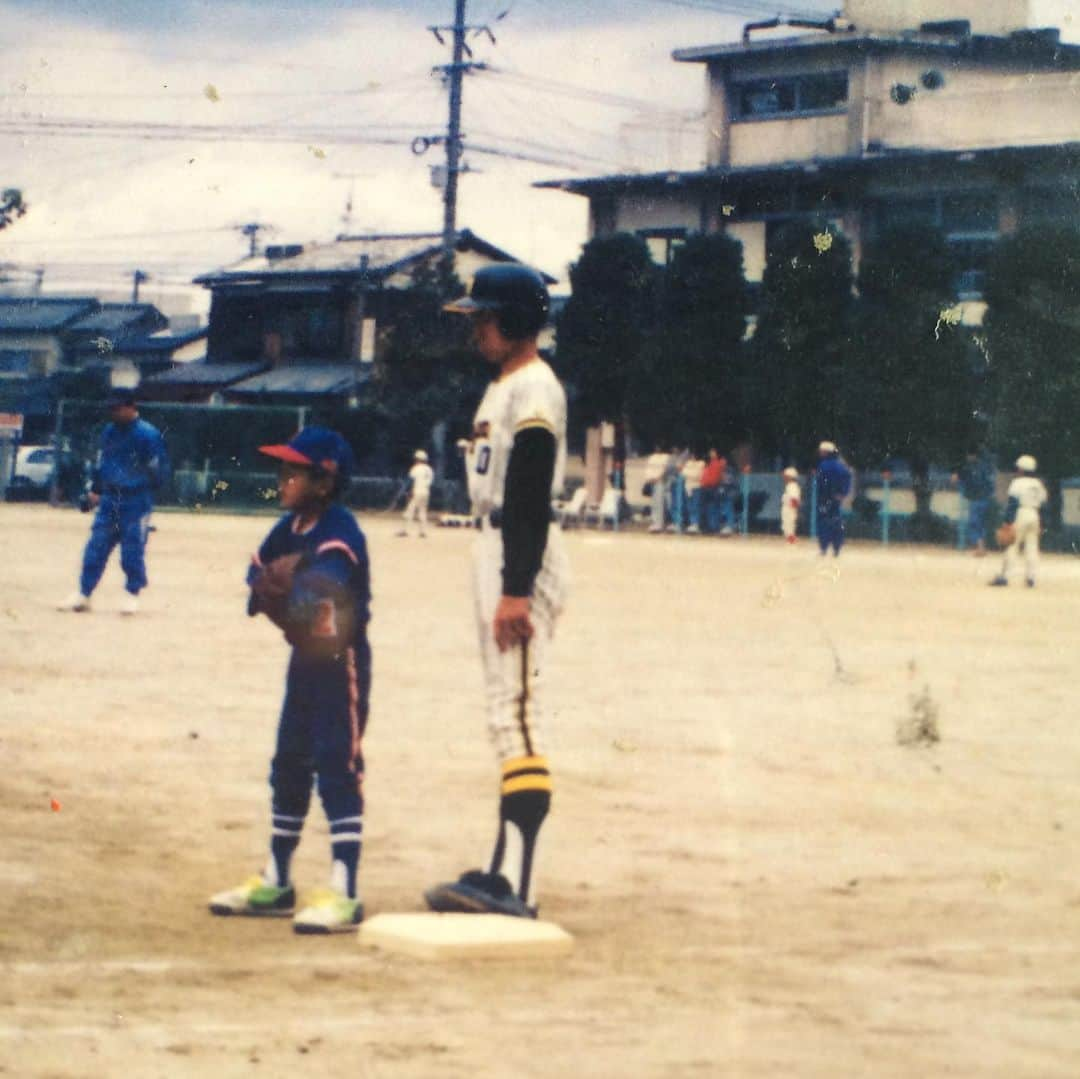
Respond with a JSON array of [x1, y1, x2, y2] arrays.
[[3, 506, 1080, 1077]]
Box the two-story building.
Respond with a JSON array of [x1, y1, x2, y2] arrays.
[[155, 229, 555, 406], [538, 0, 1080, 309]]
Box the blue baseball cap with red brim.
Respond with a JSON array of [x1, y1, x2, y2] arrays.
[[259, 426, 355, 481]]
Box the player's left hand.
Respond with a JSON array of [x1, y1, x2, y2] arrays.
[[494, 595, 533, 652]]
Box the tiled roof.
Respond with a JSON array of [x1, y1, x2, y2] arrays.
[[194, 228, 554, 285], [227, 363, 370, 396], [143, 361, 267, 386], [0, 297, 99, 333], [66, 303, 166, 337]]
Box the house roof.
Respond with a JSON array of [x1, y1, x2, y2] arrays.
[[672, 26, 1080, 69], [142, 360, 267, 387], [65, 303, 167, 338], [193, 228, 557, 287], [114, 326, 209, 355], [535, 141, 1080, 199], [0, 296, 99, 333], [226, 364, 371, 397]]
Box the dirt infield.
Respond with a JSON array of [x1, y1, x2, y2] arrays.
[[3, 502, 1080, 1078]]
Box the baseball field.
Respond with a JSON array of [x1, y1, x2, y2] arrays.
[[2, 502, 1079, 1078]]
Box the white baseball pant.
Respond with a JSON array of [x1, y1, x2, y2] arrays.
[[472, 522, 569, 763]]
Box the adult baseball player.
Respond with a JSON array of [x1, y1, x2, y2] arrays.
[[57, 387, 170, 615], [425, 263, 569, 919], [397, 449, 434, 537], [990, 454, 1048, 588]]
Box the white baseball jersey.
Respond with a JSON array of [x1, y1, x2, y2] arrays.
[[466, 358, 567, 516], [1002, 474, 1048, 581], [1007, 474, 1047, 513], [408, 461, 434, 497]]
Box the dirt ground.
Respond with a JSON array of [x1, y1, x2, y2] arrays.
[[2, 502, 1079, 1078]]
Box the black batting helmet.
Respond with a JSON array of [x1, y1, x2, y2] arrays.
[[444, 263, 550, 339]]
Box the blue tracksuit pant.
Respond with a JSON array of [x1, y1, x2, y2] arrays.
[[80, 490, 152, 596]]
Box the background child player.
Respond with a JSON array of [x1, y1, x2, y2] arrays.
[[781, 466, 801, 543], [208, 426, 372, 934], [990, 454, 1048, 588], [397, 448, 434, 537]]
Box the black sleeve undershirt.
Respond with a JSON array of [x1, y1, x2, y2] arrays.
[[501, 426, 557, 597]]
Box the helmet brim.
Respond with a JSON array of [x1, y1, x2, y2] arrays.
[[443, 296, 492, 314]]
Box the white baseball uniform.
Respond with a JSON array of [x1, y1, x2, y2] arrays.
[[401, 461, 434, 535], [465, 358, 569, 765], [781, 479, 801, 541], [1001, 473, 1048, 582]]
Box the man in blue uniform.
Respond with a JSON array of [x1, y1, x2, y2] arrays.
[[815, 439, 852, 557], [58, 388, 170, 615], [208, 426, 373, 934]]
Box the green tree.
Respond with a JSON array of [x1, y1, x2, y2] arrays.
[[373, 263, 480, 469], [0, 188, 26, 230], [555, 233, 657, 428], [750, 221, 854, 466], [850, 223, 979, 524], [982, 226, 1080, 529], [627, 231, 749, 450]]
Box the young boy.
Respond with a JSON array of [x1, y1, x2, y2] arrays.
[[781, 466, 801, 543], [208, 427, 372, 934], [989, 453, 1048, 588]]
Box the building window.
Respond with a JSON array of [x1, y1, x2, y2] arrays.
[[732, 72, 848, 121], [637, 228, 687, 266]]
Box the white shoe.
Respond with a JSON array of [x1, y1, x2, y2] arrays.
[[208, 875, 296, 917], [293, 888, 364, 934], [120, 593, 139, 616], [57, 591, 91, 612]]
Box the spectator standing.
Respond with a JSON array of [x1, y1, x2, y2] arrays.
[[815, 440, 852, 557], [952, 448, 996, 556], [681, 454, 706, 534], [643, 448, 671, 533]]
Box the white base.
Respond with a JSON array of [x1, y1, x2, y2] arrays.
[[358, 912, 573, 960]]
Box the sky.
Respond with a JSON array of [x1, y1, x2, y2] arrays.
[[0, 0, 1074, 316]]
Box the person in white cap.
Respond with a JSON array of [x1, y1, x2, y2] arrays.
[[990, 454, 1047, 587], [814, 440, 851, 556], [780, 467, 801, 544], [397, 449, 434, 538]]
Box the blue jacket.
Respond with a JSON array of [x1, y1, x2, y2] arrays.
[[816, 456, 852, 513], [91, 418, 170, 495]]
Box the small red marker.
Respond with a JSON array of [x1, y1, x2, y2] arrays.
[[50, 798, 62, 812]]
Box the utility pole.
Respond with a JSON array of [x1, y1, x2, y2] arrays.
[[132, 269, 148, 302], [420, 1, 496, 269], [441, 0, 467, 267], [240, 222, 267, 257]]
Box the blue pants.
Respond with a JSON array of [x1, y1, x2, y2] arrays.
[[966, 498, 990, 546], [80, 491, 152, 596], [271, 649, 367, 826], [817, 511, 845, 555]]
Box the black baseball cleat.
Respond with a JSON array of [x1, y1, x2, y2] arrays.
[[424, 869, 537, 919], [989, 575, 1008, 587]]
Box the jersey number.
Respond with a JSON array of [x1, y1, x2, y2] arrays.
[[475, 445, 491, 475]]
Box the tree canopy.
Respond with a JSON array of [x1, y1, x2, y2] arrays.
[[555, 233, 658, 427]]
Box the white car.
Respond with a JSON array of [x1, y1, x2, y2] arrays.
[[12, 445, 55, 490]]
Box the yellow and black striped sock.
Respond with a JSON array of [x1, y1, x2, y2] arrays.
[[489, 755, 552, 903]]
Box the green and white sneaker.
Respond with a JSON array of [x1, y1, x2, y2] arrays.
[[293, 888, 364, 935], [208, 875, 296, 917]]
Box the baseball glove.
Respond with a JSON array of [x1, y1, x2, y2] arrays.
[[284, 571, 357, 661], [995, 522, 1016, 548], [248, 552, 304, 629]]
